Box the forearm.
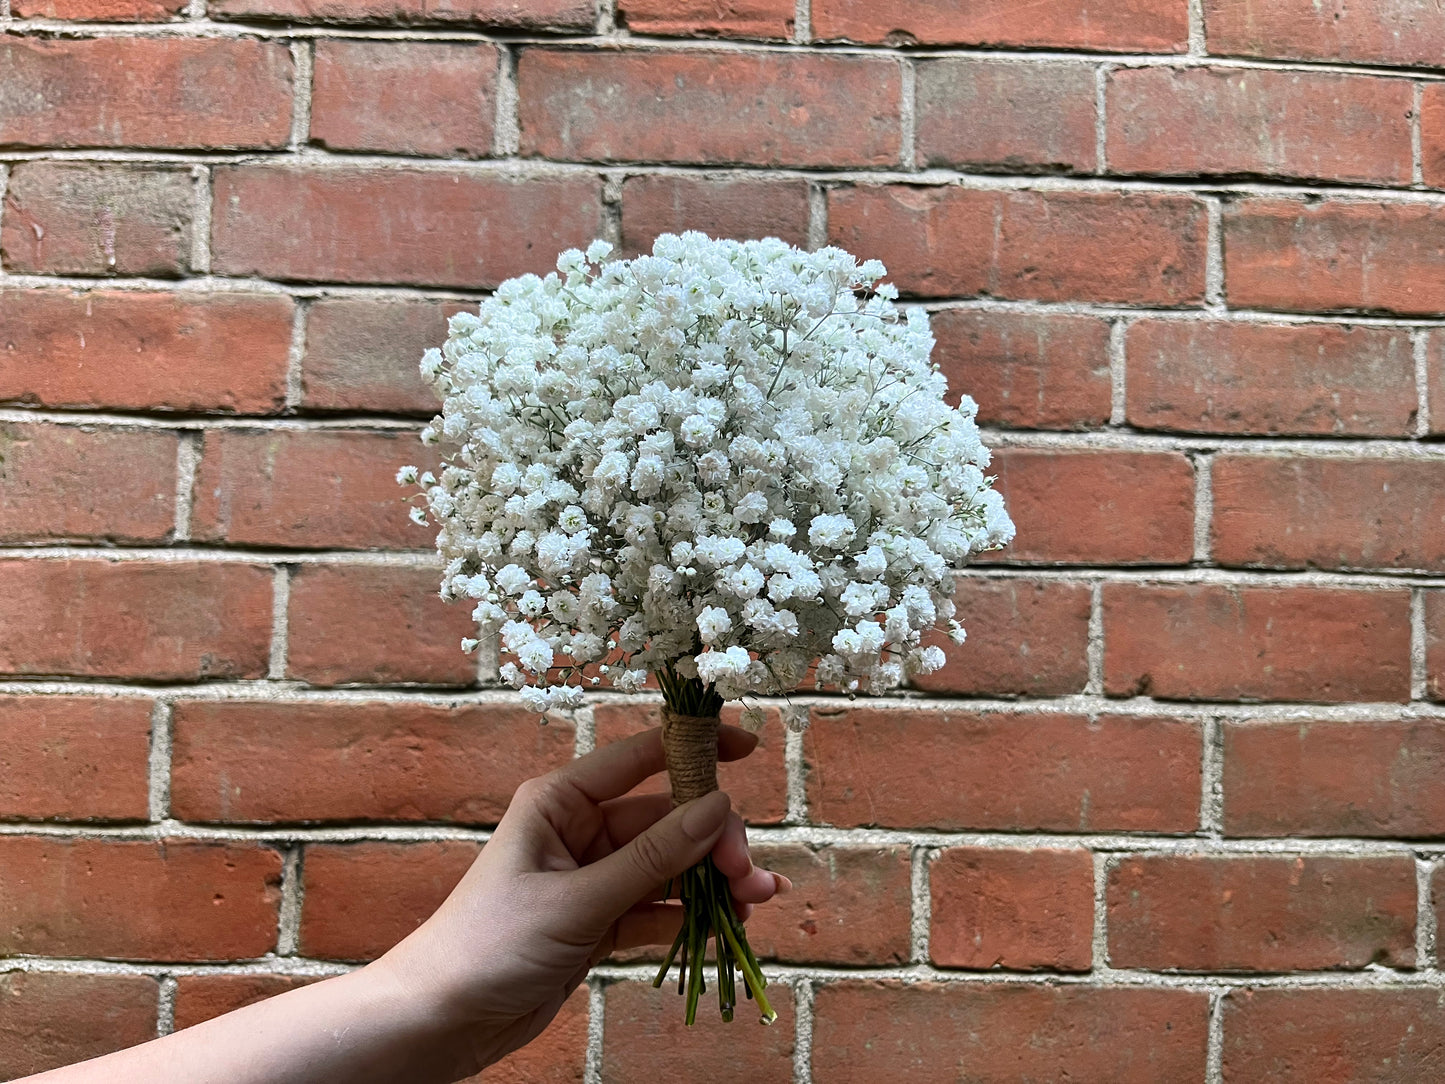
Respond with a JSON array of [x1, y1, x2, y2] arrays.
[[21, 962, 482, 1084]]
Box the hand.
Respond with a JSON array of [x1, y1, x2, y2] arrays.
[[372, 723, 790, 1075]]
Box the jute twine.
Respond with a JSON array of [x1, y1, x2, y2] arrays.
[[660, 706, 720, 807]]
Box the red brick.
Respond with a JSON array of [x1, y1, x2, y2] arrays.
[[1223, 198, 1445, 316], [1107, 854, 1416, 971], [212, 166, 602, 288], [805, 706, 1201, 832], [190, 428, 430, 550], [301, 297, 460, 414], [485, 987, 588, 1084], [916, 59, 1097, 173], [299, 840, 481, 960], [619, 175, 810, 258], [311, 41, 497, 158], [0, 695, 152, 822], [828, 185, 1207, 303], [518, 49, 901, 168], [592, 701, 787, 824], [1214, 456, 1445, 572], [1125, 319, 1418, 437], [1205, 0, 1445, 68], [0, 559, 272, 681], [0, 972, 158, 1080], [172, 699, 572, 824], [1428, 591, 1445, 702], [13, 0, 182, 17], [0, 38, 291, 150], [930, 847, 1093, 971], [1104, 583, 1411, 703], [0, 289, 293, 413], [1437, 864, 1445, 942], [211, 0, 591, 26], [286, 564, 477, 686], [1223, 987, 1445, 1082], [975, 449, 1196, 566], [603, 980, 794, 1078], [0, 422, 177, 543], [911, 576, 1092, 697], [1, 162, 194, 276], [741, 844, 911, 965], [1422, 84, 1445, 188], [0, 838, 281, 960], [618, 0, 794, 38], [1224, 718, 1445, 838], [812, 983, 1207, 1081], [1108, 66, 1412, 185], [813, 0, 1189, 51], [173, 973, 320, 1030], [929, 309, 1112, 430]]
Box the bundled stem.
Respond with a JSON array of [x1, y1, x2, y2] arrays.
[[650, 673, 775, 1026]]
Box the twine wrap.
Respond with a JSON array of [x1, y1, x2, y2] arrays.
[[660, 707, 720, 807]]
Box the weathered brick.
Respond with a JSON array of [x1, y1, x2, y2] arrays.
[[173, 973, 320, 1030], [190, 428, 430, 550], [1, 162, 194, 276], [1107, 855, 1416, 971], [828, 185, 1207, 303], [518, 49, 901, 168], [812, 983, 1207, 1081], [171, 699, 573, 825], [301, 297, 460, 414], [1429, 591, 1445, 702], [212, 165, 603, 287], [0, 38, 291, 150], [1103, 583, 1411, 703], [311, 41, 497, 158], [805, 707, 1201, 832], [1222, 987, 1445, 1082], [742, 844, 912, 965], [1205, 0, 1445, 67], [603, 980, 794, 1078], [1224, 718, 1445, 838], [618, 0, 794, 39], [0, 559, 272, 681], [299, 840, 481, 960], [929, 309, 1112, 430], [286, 564, 478, 686], [930, 847, 1094, 971], [1125, 319, 1418, 436], [0, 695, 152, 822], [1421, 83, 1445, 189], [1213, 456, 1445, 572], [0, 972, 158, 1080], [0, 422, 177, 543], [974, 449, 1196, 565], [13, 0, 183, 17], [0, 289, 293, 413], [1108, 66, 1412, 184], [619, 175, 811, 257], [813, 0, 1189, 51], [916, 59, 1097, 173], [1223, 198, 1445, 315], [592, 701, 787, 824], [0, 838, 282, 960], [211, 0, 592, 26], [911, 576, 1092, 697], [484, 987, 589, 1084]]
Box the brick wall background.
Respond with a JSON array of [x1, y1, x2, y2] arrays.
[[2, 0, 1445, 1080]]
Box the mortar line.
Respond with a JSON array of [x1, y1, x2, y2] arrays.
[[584, 976, 605, 1084], [600, 170, 624, 249], [1201, 714, 1225, 836], [147, 700, 174, 823], [792, 979, 815, 1084], [899, 57, 917, 171], [277, 845, 304, 955], [1094, 65, 1108, 175], [493, 44, 520, 157], [1205, 987, 1226, 1084], [0, 164, 9, 287], [1107, 317, 1127, 425], [573, 702, 596, 757], [172, 431, 201, 542], [593, 0, 616, 36], [1091, 851, 1110, 970], [1204, 195, 1225, 309], [269, 565, 291, 681], [792, 0, 810, 45], [289, 39, 313, 151], [284, 301, 307, 411], [1412, 589, 1429, 702], [189, 165, 212, 274], [1193, 451, 1214, 564], [784, 720, 808, 825], [909, 846, 933, 964], [806, 182, 827, 250], [1084, 582, 1104, 696], [1414, 83, 1426, 187], [1415, 328, 1432, 439], [157, 975, 179, 1036], [475, 629, 500, 687]]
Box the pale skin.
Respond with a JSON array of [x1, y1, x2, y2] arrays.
[[22, 724, 788, 1084]]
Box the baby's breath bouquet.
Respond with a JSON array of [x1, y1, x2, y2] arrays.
[[402, 233, 1013, 1025]]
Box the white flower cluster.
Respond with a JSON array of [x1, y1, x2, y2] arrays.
[[404, 233, 1013, 712]]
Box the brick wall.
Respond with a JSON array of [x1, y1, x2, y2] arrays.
[[2, 0, 1444, 1080]]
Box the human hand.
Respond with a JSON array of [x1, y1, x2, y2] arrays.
[[371, 723, 790, 1075]]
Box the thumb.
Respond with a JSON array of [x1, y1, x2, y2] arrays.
[[578, 791, 731, 918]]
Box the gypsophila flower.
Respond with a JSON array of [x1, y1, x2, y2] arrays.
[[403, 232, 1013, 709]]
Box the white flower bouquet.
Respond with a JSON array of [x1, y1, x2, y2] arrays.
[[402, 232, 1013, 1024]]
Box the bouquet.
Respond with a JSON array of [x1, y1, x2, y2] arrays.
[[401, 232, 1013, 1024]]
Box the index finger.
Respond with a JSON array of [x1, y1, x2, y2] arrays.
[[556, 722, 759, 804]]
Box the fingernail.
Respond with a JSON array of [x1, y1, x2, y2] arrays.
[[681, 791, 730, 841], [773, 873, 793, 895]]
